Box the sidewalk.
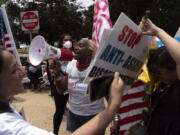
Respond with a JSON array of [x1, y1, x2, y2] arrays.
[[13, 89, 110, 135]]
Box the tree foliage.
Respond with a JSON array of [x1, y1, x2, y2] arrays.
[[1, 0, 180, 47], [109, 0, 180, 36], [2, 0, 90, 45]]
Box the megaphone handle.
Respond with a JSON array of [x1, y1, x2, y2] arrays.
[[59, 49, 74, 61]]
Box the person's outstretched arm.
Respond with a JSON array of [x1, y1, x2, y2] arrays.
[[72, 72, 124, 135], [142, 19, 180, 79]]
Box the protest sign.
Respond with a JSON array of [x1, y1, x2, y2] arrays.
[[86, 12, 152, 86]]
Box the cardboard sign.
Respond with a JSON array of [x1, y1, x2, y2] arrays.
[[85, 13, 152, 85]]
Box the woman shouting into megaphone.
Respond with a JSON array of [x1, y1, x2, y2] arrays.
[[51, 38, 105, 133]]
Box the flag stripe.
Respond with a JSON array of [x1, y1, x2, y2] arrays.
[[120, 113, 142, 125], [130, 80, 145, 88], [119, 82, 147, 135], [122, 91, 145, 102], [6, 43, 11, 48], [122, 84, 146, 95], [120, 97, 147, 109], [120, 107, 147, 120], [4, 37, 9, 41], [120, 130, 126, 135], [119, 102, 147, 114]]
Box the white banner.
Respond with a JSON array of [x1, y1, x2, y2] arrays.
[[92, 0, 112, 48]]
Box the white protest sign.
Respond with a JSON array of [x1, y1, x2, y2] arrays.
[[96, 28, 112, 57], [85, 13, 152, 85]]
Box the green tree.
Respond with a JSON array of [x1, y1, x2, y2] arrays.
[[4, 0, 89, 45], [109, 0, 180, 36]]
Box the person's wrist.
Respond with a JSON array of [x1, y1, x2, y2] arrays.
[[154, 26, 162, 37], [54, 69, 61, 76], [108, 98, 121, 113], [54, 74, 62, 82]]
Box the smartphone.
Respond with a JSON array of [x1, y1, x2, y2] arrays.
[[88, 73, 114, 102]]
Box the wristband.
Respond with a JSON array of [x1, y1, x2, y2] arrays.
[[54, 74, 62, 82]]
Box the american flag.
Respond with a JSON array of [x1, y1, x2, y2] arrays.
[[0, 10, 6, 46], [0, 9, 15, 53], [119, 80, 147, 135], [118, 36, 166, 134], [0, 6, 21, 65], [92, 0, 112, 49]]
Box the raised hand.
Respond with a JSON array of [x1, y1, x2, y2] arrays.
[[109, 72, 124, 110], [141, 19, 160, 36], [49, 59, 61, 76]]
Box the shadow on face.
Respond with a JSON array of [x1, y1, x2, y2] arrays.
[[0, 51, 25, 98]]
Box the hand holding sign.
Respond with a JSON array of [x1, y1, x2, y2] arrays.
[[141, 19, 160, 36], [86, 13, 153, 85]]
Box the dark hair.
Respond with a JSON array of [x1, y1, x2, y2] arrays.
[[0, 102, 12, 113], [0, 48, 4, 73], [58, 33, 71, 48], [147, 46, 176, 73], [0, 49, 12, 113]]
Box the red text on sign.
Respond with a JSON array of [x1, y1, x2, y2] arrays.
[[118, 25, 141, 49]]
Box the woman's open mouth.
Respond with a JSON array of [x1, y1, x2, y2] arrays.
[[74, 52, 80, 58]]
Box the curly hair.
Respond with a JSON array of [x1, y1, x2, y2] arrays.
[[81, 38, 96, 59]]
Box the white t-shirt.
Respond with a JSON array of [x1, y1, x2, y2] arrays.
[[66, 59, 105, 116], [0, 104, 54, 135]]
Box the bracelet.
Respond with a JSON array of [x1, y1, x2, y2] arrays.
[[54, 75, 62, 82]]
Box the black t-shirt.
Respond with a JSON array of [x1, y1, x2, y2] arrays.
[[147, 80, 180, 135]]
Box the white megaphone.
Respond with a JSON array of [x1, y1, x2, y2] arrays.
[[29, 35, 74, 66]]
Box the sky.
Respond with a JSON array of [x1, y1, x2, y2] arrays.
[[76, 0, 94, 7]]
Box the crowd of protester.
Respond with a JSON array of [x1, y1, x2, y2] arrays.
[[0, 18, 180, 135]]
